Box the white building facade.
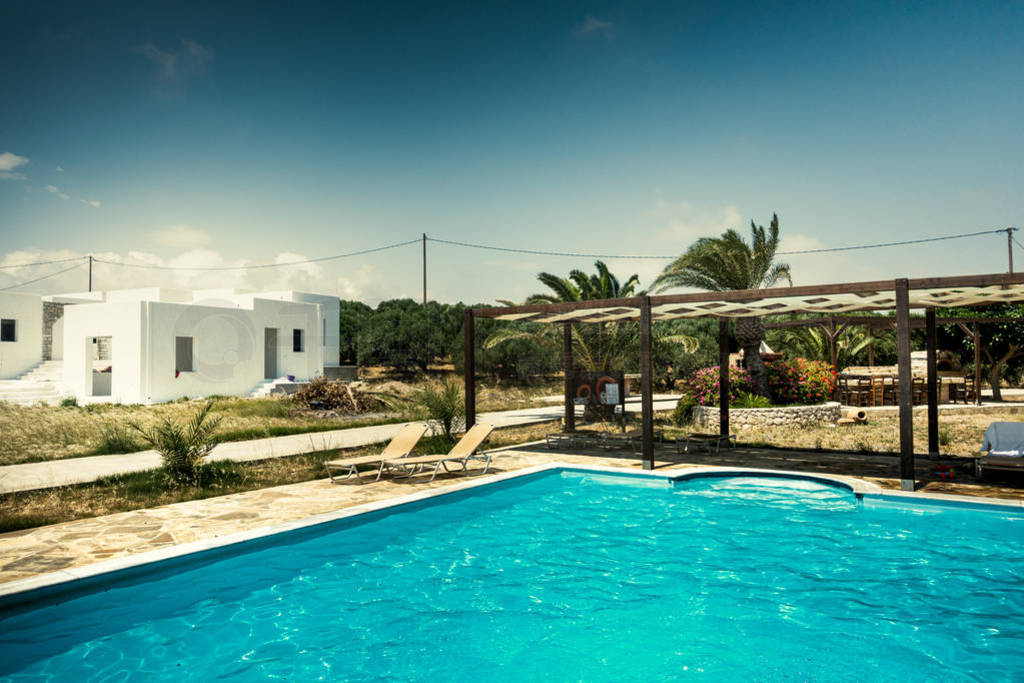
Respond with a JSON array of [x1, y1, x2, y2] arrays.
[[0, 292, 44, 379], [1, 288, 340, 404]]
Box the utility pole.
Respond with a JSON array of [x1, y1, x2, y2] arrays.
[[88, 255, 93, 292], [1008, 227, 1015, 274], [421, 233, 427, 307]]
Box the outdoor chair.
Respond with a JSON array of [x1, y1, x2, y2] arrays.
[[911, 377, 927, 405], [844, 378, 872, 406], [675, 432, 736, 455], [380, 423, 495, 482], [324, 422, 428, 483]]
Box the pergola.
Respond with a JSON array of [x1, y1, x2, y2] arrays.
[[463, 272, 1024, 491]]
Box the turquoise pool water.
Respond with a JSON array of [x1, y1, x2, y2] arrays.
[[1, 470, 1023, 681]]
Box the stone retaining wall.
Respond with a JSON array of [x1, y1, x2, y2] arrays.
[[693, 401, 841, 430]]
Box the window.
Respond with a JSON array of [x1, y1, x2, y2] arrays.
[[175, 336, 194, 373], [293, 329, 305, 353], [0, 319, 14, 343]]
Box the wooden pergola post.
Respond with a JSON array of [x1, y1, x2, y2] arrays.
[[718, 318, 730, 438], [867, 329, 875, 367], [973, 323, 982, 405], [562, 322, 575, 432], [895, 279, 915, 491], [464, 309, 476, 429], [640, 296, 654, 470], [925, 308, 939, 456]]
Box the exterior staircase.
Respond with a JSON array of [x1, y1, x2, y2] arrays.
[[249, 376, 295, 398], [0, 360, 69, 405]]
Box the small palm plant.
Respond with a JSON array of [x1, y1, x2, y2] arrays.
[[131, 402, 222, 486], [411, 379, 465, 441]]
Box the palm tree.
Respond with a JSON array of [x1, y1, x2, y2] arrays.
[[526, 261, 641, 303], [767, 324, 893, 369], [486, 261, 695, 373], [653, 214, 792, 396]]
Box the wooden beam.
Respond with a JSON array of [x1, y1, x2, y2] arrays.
[[640, 296, 654, 470], [895, 279, 915, 491], [464, 309, 475, 430], [974, 323, 982, 406], [562, 322, 574, 433], [926, 308, 939, 456], [718, 319, 730, 438]]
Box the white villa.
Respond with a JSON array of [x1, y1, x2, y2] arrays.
[[0, 288, 341, 404]]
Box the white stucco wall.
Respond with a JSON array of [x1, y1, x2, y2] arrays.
[[0, 292, 43, 379], [62, 301, 144, 403], [59, 290, 330, 403]]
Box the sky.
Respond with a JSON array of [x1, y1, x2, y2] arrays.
[[1, 1, 1023, 304]]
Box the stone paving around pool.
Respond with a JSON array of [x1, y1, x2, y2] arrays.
[[2, 445, 1022, 586]]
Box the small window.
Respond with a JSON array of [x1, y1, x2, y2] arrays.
[[175, 336, 194, 373], [0, 319, 14, 343], [293, 329, 305, 353]]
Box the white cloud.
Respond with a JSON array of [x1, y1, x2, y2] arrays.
[[44, 184, 70, 200], [0, 152, 28, 179], [0, 247, 374, 301], [154, 224, 211, 248], [136, 39, 213, 93], [653, 200, 744, 242], [81, 199, 101, 207], [573, 15, 615, 39]]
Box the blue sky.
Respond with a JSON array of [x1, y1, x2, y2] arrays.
[[1, 1, 1023, 303]]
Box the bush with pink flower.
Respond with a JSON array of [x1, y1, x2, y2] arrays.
[[686, 365, 752, 406]]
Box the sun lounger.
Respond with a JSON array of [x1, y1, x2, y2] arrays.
[[975, 421, 1024, 478], [380, 423, 494, 482], [324, 422, 428, 483], [675, 432, 736, 455]]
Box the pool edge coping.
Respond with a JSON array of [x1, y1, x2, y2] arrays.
[[1, 463, 1021, 603]]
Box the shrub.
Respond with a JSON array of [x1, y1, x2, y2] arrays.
[[734, 392, 772, 409], [59, 396, 78, 408], [131, 402, 222, 486], [687, 365, 752, 406], [94, 421, 141, 455], [672, 394, 697, 425], [765, 358, 836, 405], [411, 379, 465, 440]]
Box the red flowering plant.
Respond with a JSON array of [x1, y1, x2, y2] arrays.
[[686, 365, 752, 406], [765, 357, 837, 405]]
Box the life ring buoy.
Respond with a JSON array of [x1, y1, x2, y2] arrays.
[[576, 384, 592, 400]]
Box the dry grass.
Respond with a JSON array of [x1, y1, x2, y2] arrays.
[[0, 421, 554, 533], [0, 397, 403, 466]]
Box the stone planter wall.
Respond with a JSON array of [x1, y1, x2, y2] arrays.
[[693, 401, 841, 431]]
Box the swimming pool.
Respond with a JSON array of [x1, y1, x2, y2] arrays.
[[1, 467, 1022, 681]]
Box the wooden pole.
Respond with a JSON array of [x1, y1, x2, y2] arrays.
[[463, 309, 475, 429], [640, 296, 654, 470], [1008, 227, 1014, 274], [88, 255, 93, 292], [925, 308, 939, 456], [563, 322, 575, 433], [895, 279, 915, 491], [422, 233, 427, 307], [973, 323, 982, 405], [718, 318, 730, 438]]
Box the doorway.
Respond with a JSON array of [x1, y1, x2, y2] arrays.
[[264, 328, 278, 379], [89, 336, 112, 396]]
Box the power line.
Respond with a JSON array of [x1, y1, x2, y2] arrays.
[[0, 262, 83, 291], [429, 229, 1010, 259], [0, 255, 87, 271], [776, 228, 1008, 255], [92, 239, 420, 271], [426, 237, 675, 259]]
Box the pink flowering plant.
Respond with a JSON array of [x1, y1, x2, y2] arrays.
[[686, 365, 752, 406], [765, 358, 836, 405]]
